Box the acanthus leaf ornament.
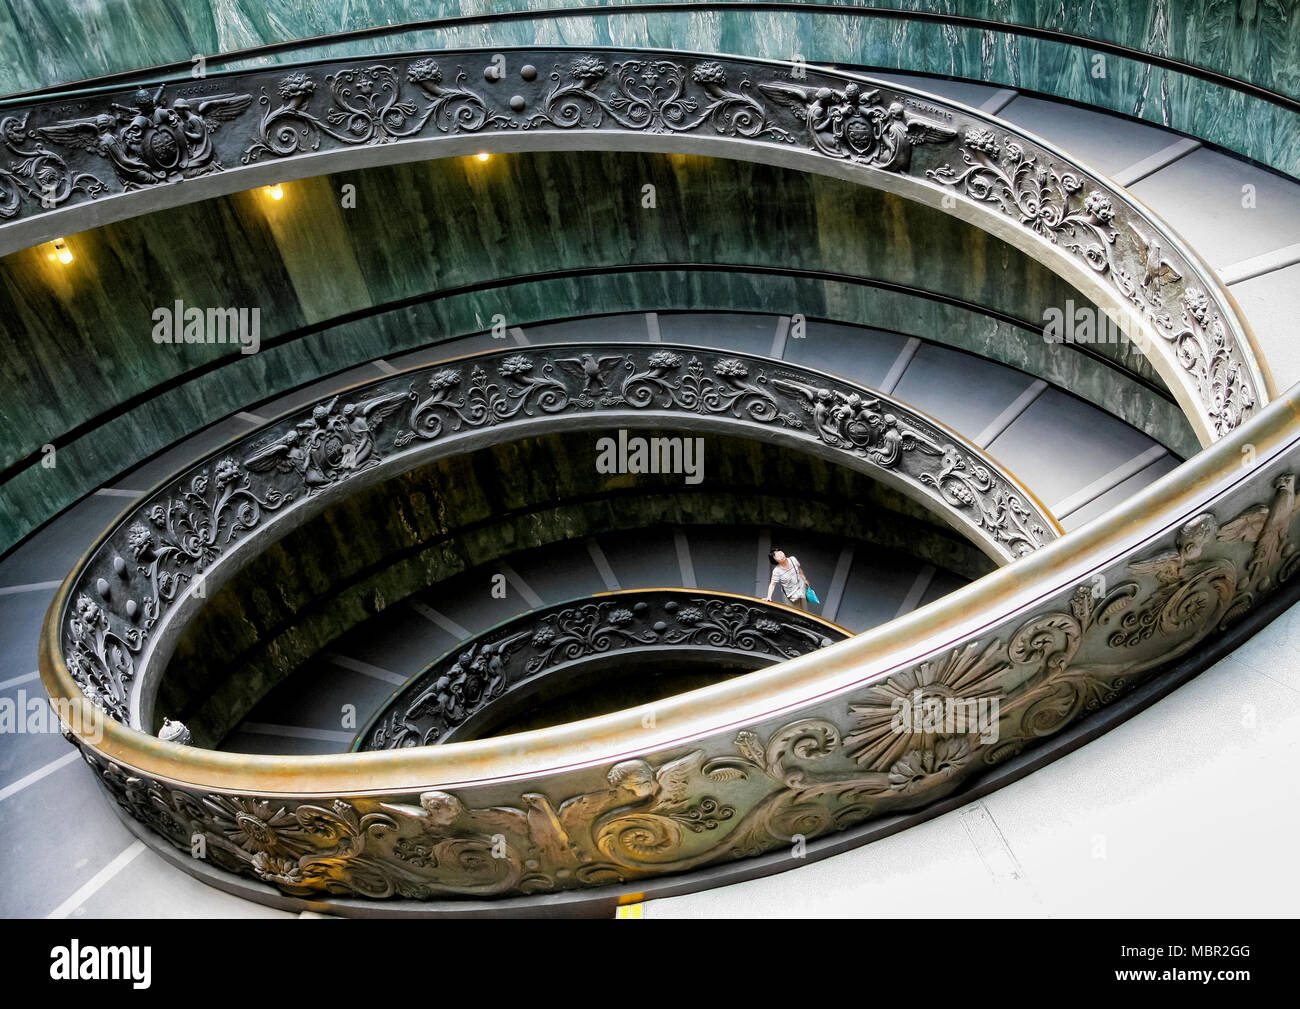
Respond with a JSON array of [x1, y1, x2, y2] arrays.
[[243, 62, 510, 162], [0, 114, 106, 218]]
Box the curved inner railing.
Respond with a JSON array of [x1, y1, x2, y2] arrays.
[[0, 47, 1270, 445], [54, 342, 1055, 728], [357, 588, 851, 750]]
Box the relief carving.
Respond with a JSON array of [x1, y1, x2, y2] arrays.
[[40, 85, 251, 187], [80, 470, 1300, 899]]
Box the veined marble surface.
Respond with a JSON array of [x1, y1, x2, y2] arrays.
[[2, 150, 1156, 555]]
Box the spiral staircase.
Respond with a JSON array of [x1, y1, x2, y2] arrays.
[[2, 2, 1298, 918]]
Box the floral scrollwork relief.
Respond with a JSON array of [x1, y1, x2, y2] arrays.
[[362, 592, 844, 751], [77, 469, 1299, 901], [65, 458, 289, 717], [926, 129, 1259, 437], [5, 50, 1263, 433], [59, 345, 1055, 724]]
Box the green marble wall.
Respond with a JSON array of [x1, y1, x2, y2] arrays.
[[1, 150, 1185, 556], [158, 431, 991, 744], [2, 2, 1295, 175]]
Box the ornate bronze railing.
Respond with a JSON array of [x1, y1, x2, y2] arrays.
[[50, 342, 1056, 729], [30, 46, 1295, 913], [356, 588, 851, 750], [41, 380, 1300, 905], [0, 47, 1270, 443]]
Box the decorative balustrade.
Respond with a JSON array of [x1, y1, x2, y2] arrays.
[[42, 382, 1300, 905], [30, 45, 1296, 913], [357, 588, 851, 750], [0, 47, 1269, 443], [54, 342, 1055, 729]]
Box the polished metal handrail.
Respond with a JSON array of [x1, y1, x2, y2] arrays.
[[0, 48, 1271, 443]]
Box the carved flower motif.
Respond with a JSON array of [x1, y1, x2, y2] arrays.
[[499, 355, 534, 377], [73, 593, 104, 628], [608, 608, 634, 626], [677, 607, 704, 625], [964, 127, 1000, 157], [1084, 191, 1115, 223], [204, 795, 298, 854], [713, 358, 748, 379], [214, 457, 240, 487], [887, 737, 971, 795], [148, 503, 168, 528], [648, 351, 682, 370], [277, 72, 315, 101], [127, 522, 153, 560], [251, 851, 304, 886], [406, 59, 443, 85], [1185, 288, 1211, 324], [429, 367, 462, 390], [531, 626, 555, 647], [692, 62, 727, 85], [755, 618, 782, 634], [570, 56, 607, 82]]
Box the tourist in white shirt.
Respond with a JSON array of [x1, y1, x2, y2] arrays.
[[764, 548, 815, 611]]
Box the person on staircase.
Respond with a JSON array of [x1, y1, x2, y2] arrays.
[[765, 548, 818, 612]]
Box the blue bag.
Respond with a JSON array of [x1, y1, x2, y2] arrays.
[[805, 586, 820, 605]]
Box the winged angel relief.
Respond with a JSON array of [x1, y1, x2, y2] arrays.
[[39, 85, 252, 187], [759, 81, 957, 170], [243, 392, 407, 489]]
